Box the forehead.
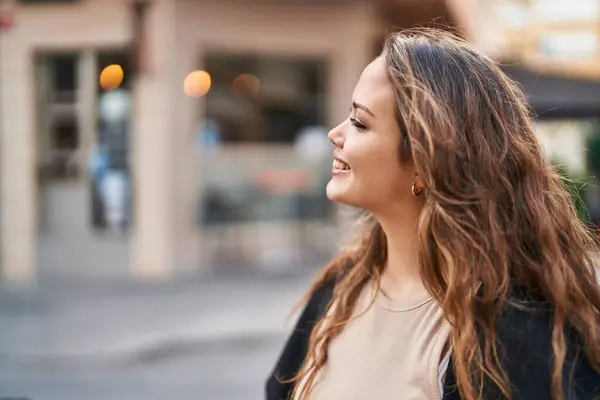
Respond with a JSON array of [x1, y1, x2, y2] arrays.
[[352, 56, 395, 114]]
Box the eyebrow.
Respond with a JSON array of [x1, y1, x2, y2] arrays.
[[352, 101, 375, 118]]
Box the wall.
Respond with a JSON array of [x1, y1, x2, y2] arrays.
[[0, 0, 382, 281], [1, 0, 137, 283], [175, 0, 382, 273]]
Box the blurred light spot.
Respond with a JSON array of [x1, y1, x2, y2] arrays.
[[232, 73, 260, 95], [99, 64, 124, 91], [184, 70, 211, 98]]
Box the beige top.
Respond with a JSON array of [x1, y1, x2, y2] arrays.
[[304, 282, 451, 400]]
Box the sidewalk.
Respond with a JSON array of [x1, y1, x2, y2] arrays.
[[0, 271, 315, 365]]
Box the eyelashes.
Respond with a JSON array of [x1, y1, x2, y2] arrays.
[[349, 117, 367, 131]]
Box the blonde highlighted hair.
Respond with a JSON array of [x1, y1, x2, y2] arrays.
[[287, 29, 600, 400]]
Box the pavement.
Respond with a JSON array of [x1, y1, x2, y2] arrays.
[[0, 270, 317, 400]]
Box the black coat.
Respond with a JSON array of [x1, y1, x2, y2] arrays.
[[266, 280, 600, 400]]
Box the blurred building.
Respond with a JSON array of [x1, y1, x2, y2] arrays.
[[0, 0, 469, 283], [474, 0, 600, 179], [477, 0, 600, 78]]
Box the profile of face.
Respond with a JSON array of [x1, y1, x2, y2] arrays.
[[326, 57, 416, 214]]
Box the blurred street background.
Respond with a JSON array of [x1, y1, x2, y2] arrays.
[[0, 0, 600, 399]]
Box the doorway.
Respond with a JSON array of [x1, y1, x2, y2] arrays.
[[34, 49, 133, 279]]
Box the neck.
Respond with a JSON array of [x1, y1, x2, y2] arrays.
[[375, 200, 425, 299]]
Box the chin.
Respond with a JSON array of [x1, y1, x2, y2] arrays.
[[326, 190, 344, 203], [326, 180, 358, 206]]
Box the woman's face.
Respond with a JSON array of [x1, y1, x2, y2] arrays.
[[326, 56, 415, 213]]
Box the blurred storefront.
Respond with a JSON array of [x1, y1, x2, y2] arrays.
[[477, 0, 600, 79], [477, 0, 600, 229], [475, 0, 600, 169], [0, 0, 465, 283]]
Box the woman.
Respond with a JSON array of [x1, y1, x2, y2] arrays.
[[266, 29, 600, 400]]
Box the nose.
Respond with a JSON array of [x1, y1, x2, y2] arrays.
[[328, 121, 345, 148]]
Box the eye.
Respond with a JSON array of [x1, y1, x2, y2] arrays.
[[349, 117, 367, 131]]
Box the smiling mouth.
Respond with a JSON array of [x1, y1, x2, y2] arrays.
[[332, 159, 351, 171]]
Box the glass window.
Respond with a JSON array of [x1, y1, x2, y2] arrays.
[[196, 52, 332, 227], [34, 52, 80, 180], [494, 1, 530, 29], [91, 51, 133, 232], [538, 31, 598, 59], [47, 53, 78, 103], [531, 0, 599, 21], [202, 52, 328, 144]]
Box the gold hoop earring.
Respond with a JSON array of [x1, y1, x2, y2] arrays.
[[412, 183, 422, 197]]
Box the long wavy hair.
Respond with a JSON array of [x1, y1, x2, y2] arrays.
[[288, 29, 600, 400]]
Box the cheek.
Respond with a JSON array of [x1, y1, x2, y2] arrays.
[[370, 160, 407, 192], [343, 133, 409, 187], [353, 149, 407, 190], [347, 141, 399, 176]]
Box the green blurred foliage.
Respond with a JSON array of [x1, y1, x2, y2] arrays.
[[551, 160, 591, 225]]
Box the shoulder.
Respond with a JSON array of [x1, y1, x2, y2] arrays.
[[445, 287, 600, 399], [486, 287, 600, 399], [265, 277, 336, 400], [304, 277, 336, 320]]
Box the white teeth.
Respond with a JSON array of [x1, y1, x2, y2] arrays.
[[333, 159, 350, 170]]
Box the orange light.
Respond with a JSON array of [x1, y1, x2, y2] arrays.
[[99, 64, 124, 91], [184, 70, 211, 98], [232, 73, 260, 95]]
